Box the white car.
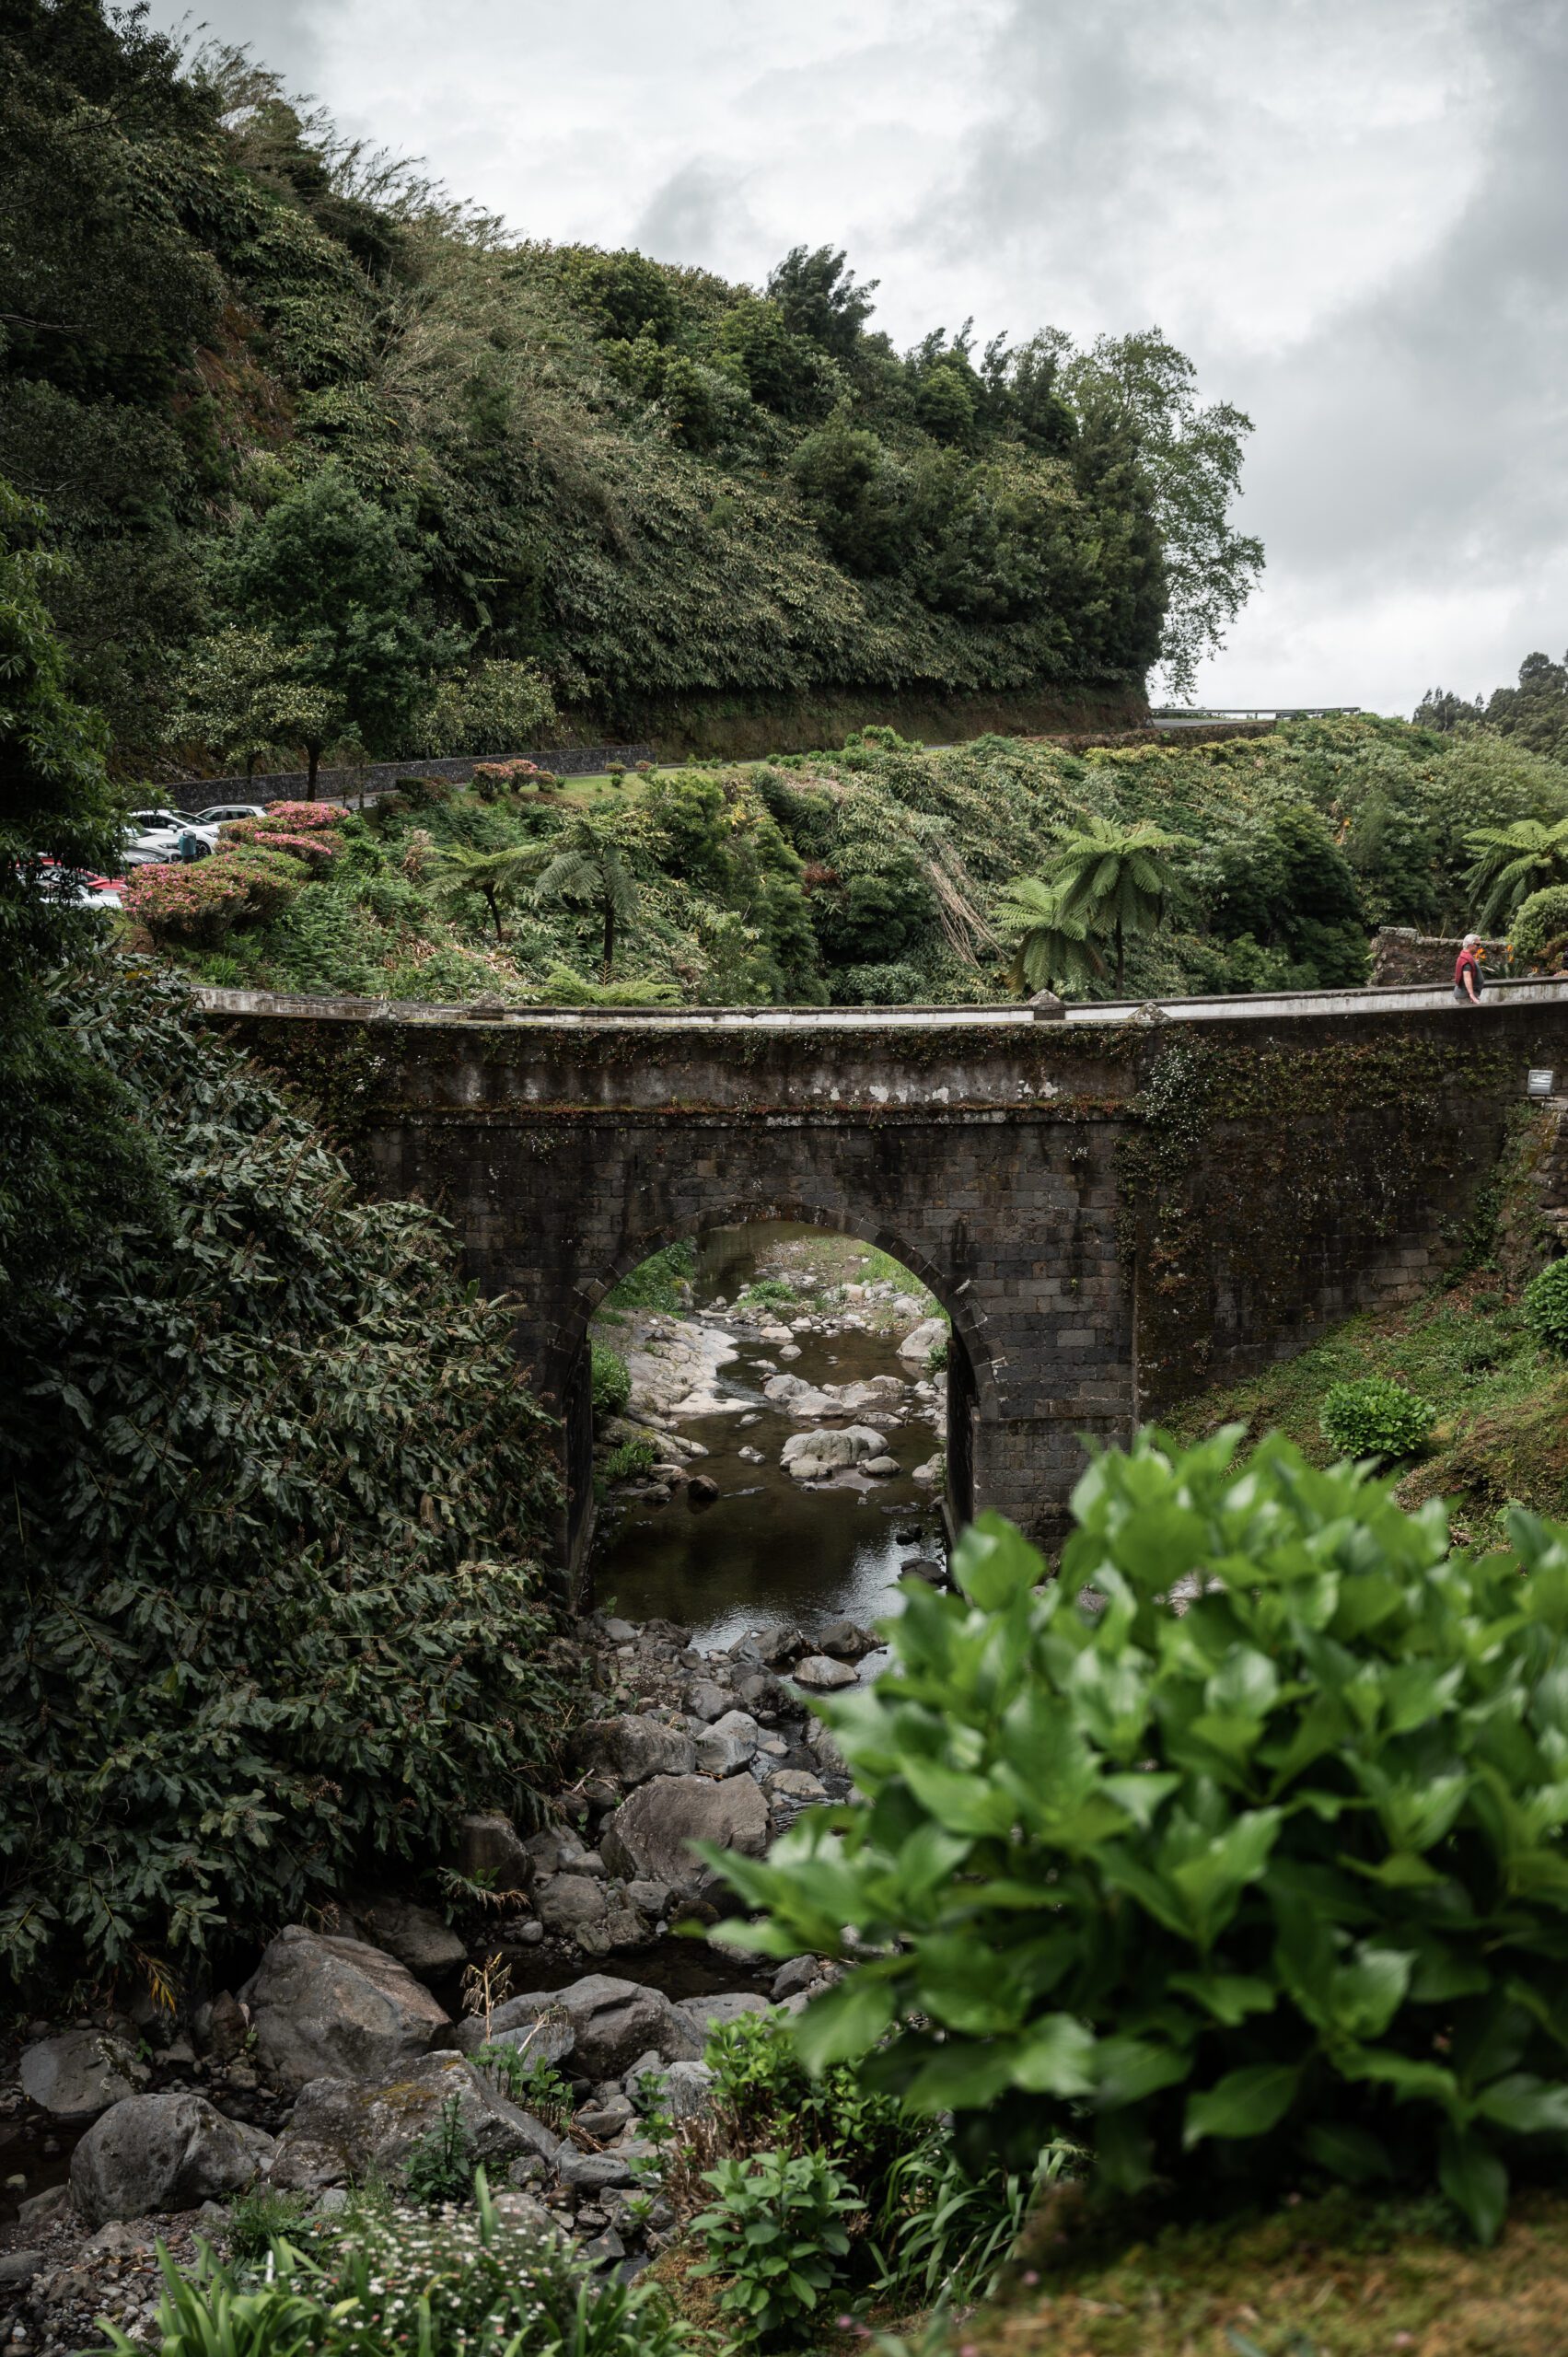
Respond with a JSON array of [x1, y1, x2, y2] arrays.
[[192, 803, 266, 826], [122, 816, 220, 865]]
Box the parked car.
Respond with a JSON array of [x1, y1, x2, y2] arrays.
[[122, 817, 219, 864], [192, 802, 266, 826], [33, 857, 123, 910], [126, 807, 190, 835]]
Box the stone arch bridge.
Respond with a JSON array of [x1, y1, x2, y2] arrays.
[[203, 980, 1568, 1575]]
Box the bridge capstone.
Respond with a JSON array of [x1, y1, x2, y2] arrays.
[[198, 981, 1568, 1579]]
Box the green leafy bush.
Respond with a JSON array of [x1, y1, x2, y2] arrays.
[[709, 1434, 1568, 2243], [691, 2149, 858, 2345], [603, 1437, 657, 1483], [603, 1242, 695, 1314], [402, 2096, 477, 2208], [105, 2172, 690, 2357], [1509, 884, 1568, 970], [224, 2187, 311, 2262], [736, 1278, 797, 1313], [591, 1341, 631, 1417], [0, 958, 575, 1993], [472, 2042, 573, 2130], [1319, 1375, 1437, 1460], [1523, 1258, 1568, 1354]]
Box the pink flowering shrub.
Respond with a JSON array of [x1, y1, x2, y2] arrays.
[[225, 818, 343, 869], [123, 861, 261, 946], [250, 802, 343, 830], [472, 761, 545, 794]]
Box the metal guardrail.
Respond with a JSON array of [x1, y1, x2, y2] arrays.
[[1148, 705, 1364, 722]]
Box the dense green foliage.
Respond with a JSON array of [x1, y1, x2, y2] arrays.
[[1512, 883, 1568, 970], [1523, 1260, 1568, 1356], [1419, 650, 1568, 766], [0, 5, 1274, 766], [590, 1341, 632, 1418], [1318, 1376, 1437, 1462], [711, 1437, 1568, 2243], [0, 956, 572, 1994], [691, 2150, 857, 2344], [103, 2176, 691, 2357], [156, 714, 1568, 1007]]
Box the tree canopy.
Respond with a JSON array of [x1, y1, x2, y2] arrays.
[[0, 5, 1264, 769]]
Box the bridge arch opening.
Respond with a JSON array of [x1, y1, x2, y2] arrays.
[[561, 1209, 989, 1640]]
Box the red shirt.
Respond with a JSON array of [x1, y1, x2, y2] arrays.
[[1455, 948, 1482, 995]]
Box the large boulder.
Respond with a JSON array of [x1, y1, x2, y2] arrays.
[[781, 1426, 885, 1483], [761, 1374, 839, 1418], [534, 1874, 609, 1932], [241, 1927, 450, 2092], [677, 1991, 771, 2038], [555, 1975, 703, 2075], [575, 1714, 697, 1785], [71, 2094, 273, 2227], [454, 1978, 700, 2073], [695, 1710, 760, 1776], [600, 1773, 770, 1895], [454, 1813, 533, 1894], [899, 1317, 947, 1366], [356, 1898, 468, 1979], [19, 2028, 146, 2123], [269, 2052, 555, 2193]]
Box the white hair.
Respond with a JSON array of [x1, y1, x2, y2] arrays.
[[1463, 933, 1482, 946]]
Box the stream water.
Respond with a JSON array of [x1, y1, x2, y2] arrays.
[[591, 1225, 947, 1651]]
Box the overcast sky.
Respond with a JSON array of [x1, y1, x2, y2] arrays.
[[158, 0, 1568, 714]]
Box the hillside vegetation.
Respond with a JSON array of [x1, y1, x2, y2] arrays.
[[0, 2, 1266, 769], [128, 714, 1568, 1006]]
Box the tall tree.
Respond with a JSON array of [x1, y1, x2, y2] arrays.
[[993, 877, 1107, 997], [1466, 816, 1568, 930], [528, 816, 640, 983], [1044, 814, 1189, 991], [1062, 331, 1263, 702], [218, 468, 464, 795]]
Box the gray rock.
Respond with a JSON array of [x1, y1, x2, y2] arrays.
[[454, 1993, 574, 2063], [600, 1773, 770, 1896], [270, 2051, 550, 2193], [780, 1425, 887, 1481], [242, 1926, 451, 2092], [767, 1768, 828, 1823], [493, 2189, 569, 2240], [625, 1879, 672, 1918], [899, 1317, 947, 1365], [18, 2028, 146, 2123], [600, 1619, 639, 1645], [577, 1907, 645, 1955], [684, 1679, 734, 1723], [749, 1621, 809, 1667], [816, 1620, 876, 1661], [676, 1991, 771, 2038], [534, 1874, 610, 1931], [695, 1710, 760, 1777], [793, 1655, 860, 1692], [357, 1898, 469, 1978], [556, 2147, 636, 2190], [863, 1455, 900, 1478], [770, 1956, 820, 2000], [200, 1990, 250, 2064], [454, 1812, 533, 1894], [17, 2184, 74, 2233], [71, 2094, 274, 2228], [807, 1719, 850, 1777], [654, 2061, 716, 2120], [901, 1558, 945, 1585], [735, 1670, 790, 1719], [583, 2228, 626, 2266], [0, 2252, 44, 2287], [313, 2188, 351, 2216], [576, 1714, 697, 1785], [554, 1975, 703, 2076], [83, 2221, 156, 2257]]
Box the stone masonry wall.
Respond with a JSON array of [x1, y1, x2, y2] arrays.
[[204, 989, 1568, 1560]]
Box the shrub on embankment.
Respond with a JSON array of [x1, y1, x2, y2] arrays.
[[712, 1433, 1568, 2245], [0, 955, 574, 1998]]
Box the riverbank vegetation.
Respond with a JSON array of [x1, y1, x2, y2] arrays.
[[118, 713, 1568, 1006]]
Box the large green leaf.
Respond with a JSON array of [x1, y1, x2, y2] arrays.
[[1438, 2124, 1508, 2245], [1183, 2062, 1300, 2147], [791, 1970, 898, 2072]]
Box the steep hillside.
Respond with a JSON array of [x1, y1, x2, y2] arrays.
[[126, 714, 1568, 1007], [0, 3, 1263, 767]]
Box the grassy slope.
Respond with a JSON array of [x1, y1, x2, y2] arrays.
[[1160, 1268, 1568, 1541], [969, 2186, 1568, 2357]]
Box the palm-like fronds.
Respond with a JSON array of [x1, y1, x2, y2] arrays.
[[1043, 816, 1189, 988], [1465, 818, 1568, 932], [527, 819, 640, 981], [430, 842, 542, 941], [993, 877, 1107, 997]]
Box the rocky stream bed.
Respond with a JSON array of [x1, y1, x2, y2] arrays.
[[0, 1596, 934, 2352]]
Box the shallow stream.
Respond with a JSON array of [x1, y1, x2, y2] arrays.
[[590, 1225, 947, 1650]]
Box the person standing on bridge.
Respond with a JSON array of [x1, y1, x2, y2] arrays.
[[1454, 933, 1486, 1004]]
